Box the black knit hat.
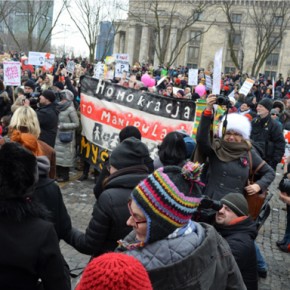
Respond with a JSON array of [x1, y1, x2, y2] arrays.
[[258, 98, 273, 112], [119, 126, 141, 142], [109, 137, 148, 170], [42, 90, 56, 103], [220, 193, 249, 217], [24, 80, 35, 90]]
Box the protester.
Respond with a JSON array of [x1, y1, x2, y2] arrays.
[[195, 94, 275, 200], [68, 137, 150, 256], [76, 253, 152, 290], [251, 98, 285, 170], [55, 89, 79, 182], [215, 193, 258, 290], [0, 142, 69, 290], [117, 163, 246, 289]]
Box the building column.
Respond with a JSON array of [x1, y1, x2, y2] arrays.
[[127, 23, 136, 65], [153, 28, 164, 67], [166, 27, 177, 65], [113, 32, 120, 54], [139, 25, 149, 63]]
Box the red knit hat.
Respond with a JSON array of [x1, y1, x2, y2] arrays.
[[76, 253, 153, 290]]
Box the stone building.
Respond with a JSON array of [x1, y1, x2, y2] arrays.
[[113, 0, 290, 78]]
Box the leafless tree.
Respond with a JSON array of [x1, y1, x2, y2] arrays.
[[127, 0, 213, 66], [0, 0, 65, 52], [249, 1, 290, 77]]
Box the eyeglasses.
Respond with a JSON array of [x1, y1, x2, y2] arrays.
[[128, 199, 147, 228], [271, 113, 278, 116]]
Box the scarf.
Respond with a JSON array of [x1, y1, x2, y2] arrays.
[[211, 138, 252, 162]]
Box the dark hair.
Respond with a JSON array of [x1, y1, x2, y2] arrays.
[[119, 126, 142, 142], [0, 79, 4, 91], [0, 143, 37, 200], [158, 132, 187, 166]]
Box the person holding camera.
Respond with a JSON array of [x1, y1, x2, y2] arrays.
[[277, 157, 290, 253], [196, 94, 275, 201]]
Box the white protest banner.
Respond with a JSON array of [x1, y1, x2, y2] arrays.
[[212, 48, 223, 95], [205, 73, 212, 90], [115, 62, 129, 78], [188, 69, 198, 86], [239, 78, 255, 96], [79, 76, 196, 170], [28, 51, 55, 69], [93, 62, 104, 79], [66, 60, 75, 74], [3, 61, 21, 86]]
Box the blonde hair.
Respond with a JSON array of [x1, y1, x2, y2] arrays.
[[10, 106, 41, 138]]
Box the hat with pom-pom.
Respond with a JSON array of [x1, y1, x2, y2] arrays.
[[131, 161, 203, 243], [76, 253, 152, 290]]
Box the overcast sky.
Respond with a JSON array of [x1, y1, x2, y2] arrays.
[[51, 0, 128, 57]]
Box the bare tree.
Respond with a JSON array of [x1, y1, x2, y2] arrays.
[[0, 0, 65, 52], [127, 0, 213, 66], [249, 1, 290, 77]]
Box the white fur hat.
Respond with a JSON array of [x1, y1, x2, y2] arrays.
[[218, 113, 252, 140]]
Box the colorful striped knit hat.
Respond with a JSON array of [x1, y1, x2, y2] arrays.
[[131, 162, 203, 243]]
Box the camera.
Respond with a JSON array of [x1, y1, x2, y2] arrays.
[[279, 178, 290, 195], [59, 62, 65, 69], [216, 95, 231, 107]]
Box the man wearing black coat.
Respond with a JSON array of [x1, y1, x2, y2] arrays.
[[251, 98, 285, 170], [68, 137, 150, 256], [36, 90, 59, 148], [215, 193, 258, 290]]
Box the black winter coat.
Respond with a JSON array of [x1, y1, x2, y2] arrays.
[[251, 115, 285, 170], [69, 165, 149, 256], [36, 103, 59, 147], [215, 217, 258, 290], [0, 200, 69, 290], [196, 113, 275, 200]]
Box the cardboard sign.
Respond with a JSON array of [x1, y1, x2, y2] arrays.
[[188, 69, 198, 86], [66, 60, 75, 74], [28, 51, 55, 68], [93, 62, 105, 79], [205, 73, 212, 90], [114, 53, 129, 78], [3, 61, 21, 86], [212, 48, 223, 95], [239, 78, 255, 96]]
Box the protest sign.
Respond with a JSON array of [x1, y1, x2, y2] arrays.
[[114, 53, 129, 78], [93, 62, 105, 79], [3, 61, 21, 86], [239, 78, 255, 96], [205, 73, 212, 90], [188, 69, 198, 86], [79, 76, 196, 169], [66, 60, 75, 74], [272, 77, 275, 99], [28, 51, 55, 70], [212, 48, 223, 95]]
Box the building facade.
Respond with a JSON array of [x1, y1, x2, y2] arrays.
[[113, 0, 290, 78]]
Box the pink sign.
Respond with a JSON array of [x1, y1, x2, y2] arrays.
[[3, 61, 21, 86]]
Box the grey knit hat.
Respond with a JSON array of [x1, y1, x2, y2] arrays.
[[220, 193, 249, 217]]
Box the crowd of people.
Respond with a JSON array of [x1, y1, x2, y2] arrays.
[[0, 52, 290, 289]]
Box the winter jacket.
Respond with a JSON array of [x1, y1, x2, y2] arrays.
[[36, 103, 59, 147], [0, 90, 11, 119], [69, 165, 149, 256], [251, 114, 285, 170], [215, 217, 258, 290], [196, 113, 275, 200], [118, 223, 246, 290], [0, 200, 69, 290], [55, 101, 79, 167]]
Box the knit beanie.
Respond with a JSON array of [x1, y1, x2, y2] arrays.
[[24, 80, 35, 90], [119, 126, 142, 142], [60, 89, 74, 101], [42, 90, 56, 103], [258, 98, 273, 112], [220, 193, 249, 217], [218, 113, 251, 140], [76, 253, 152, 290], [131, 162, 203, 243], [110, 137, 149, 170]]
